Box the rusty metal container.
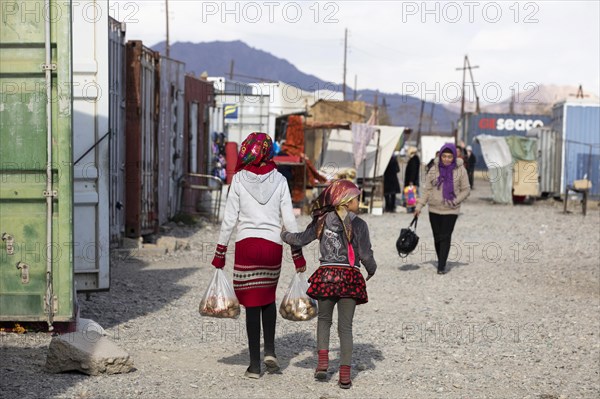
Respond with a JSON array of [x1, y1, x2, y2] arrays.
[[181, 76, 216, 216], [125, 41, 160, 237]]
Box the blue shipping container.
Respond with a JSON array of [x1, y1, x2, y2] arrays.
[[552, 101, 600, 197], [461, 112, 552, 170]]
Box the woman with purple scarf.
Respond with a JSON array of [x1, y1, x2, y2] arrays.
[[414, 143, 470, 274]]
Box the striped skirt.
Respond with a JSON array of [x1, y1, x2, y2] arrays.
[[233, 237, 283, 307]]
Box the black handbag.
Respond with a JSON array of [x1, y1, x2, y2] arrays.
[[396, 217, 419, 258]]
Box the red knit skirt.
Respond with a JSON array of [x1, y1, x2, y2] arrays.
[[233, 238, 283, 307], [307, 266, 368, 305]]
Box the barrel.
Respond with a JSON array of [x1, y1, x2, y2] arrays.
[[225, 142, 239, 184]]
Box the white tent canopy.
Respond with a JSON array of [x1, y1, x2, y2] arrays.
[[319, 125, 405, 179], [475, 134, 514, 204], [475, 134, 513, 168], [420, 136, 454, 165]]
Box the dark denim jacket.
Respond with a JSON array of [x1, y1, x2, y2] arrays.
[[281, 212, 377, 276]]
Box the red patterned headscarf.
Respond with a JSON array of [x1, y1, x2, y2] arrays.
[[235, 132, 276, 173], [311, 179, 361, 242]]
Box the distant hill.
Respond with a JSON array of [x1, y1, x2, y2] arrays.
[[152, 40, 458, 131]]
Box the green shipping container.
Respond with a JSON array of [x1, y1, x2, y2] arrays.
[[0, 1, 74, 326]]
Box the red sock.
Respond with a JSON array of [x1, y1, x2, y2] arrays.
[[317, 350, 329, 371], [339, 365, 351, 385]]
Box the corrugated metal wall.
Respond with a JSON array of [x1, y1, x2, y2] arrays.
[[526, 127, 562, 195], [158, 57, 185, 224], [553, 102, 600, 197], [0, 0, 74, 323], [181, 76, 215, 215], [72, 0, 110, 292], [125, 41, 160, 237], [109, 18, 127, 246]]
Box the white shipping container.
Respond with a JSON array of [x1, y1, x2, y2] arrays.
[[72, 1, 110, 291]]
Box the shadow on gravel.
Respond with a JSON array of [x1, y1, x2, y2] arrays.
[[78, 256, 197, 330], [298, 342, 385, 381], [398, 264, 420, 271], [443, 261, 470, 272], [398, 260, 470, 273], [0, 346, 88, 398], [216, 328, 384, 382], [217, 331, 315, 372]]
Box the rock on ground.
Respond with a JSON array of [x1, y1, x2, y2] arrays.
[[45, 331, 134, 376]]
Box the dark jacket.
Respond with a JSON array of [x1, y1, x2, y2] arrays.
[[281, 212, 377, 275], [384, 156, 401, 195], [404, 155, 421, 187], [466, 153, 477, 173]]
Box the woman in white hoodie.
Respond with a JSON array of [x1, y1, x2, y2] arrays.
[[211, 132, 306, 379]]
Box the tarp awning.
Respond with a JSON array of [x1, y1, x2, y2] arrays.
[[475, 134, 513, 168], [320, 125, 405, 179]]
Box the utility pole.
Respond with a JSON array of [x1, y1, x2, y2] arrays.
[[509, 93, 515, 113], [416, 100, 425, 147], [455, 55, 479, 143], [342, 28, 348, 101], [229, 60, 234, 80], [374, 91, 379, 124], [353, 74, 357, 101], [165, 0, 170, 57], [570, 84, 589, 99], [428, 103, 435, 134], [466, 56, 480, 113]]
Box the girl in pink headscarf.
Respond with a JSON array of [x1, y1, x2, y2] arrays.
[[281, 179, 377, 389], [211, 132, 306, 379]]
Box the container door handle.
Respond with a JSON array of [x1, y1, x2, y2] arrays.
[[2, 233, 15, 255], [16, 261, 30, 284]]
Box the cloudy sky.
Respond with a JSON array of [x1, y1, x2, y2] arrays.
[[109, 1, 600, 103]]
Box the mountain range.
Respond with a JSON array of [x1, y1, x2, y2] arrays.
[[151, 40, 595, 131], [152, 40, 457, 131]]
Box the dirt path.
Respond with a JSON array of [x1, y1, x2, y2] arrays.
[[1, 180, 599, 398]]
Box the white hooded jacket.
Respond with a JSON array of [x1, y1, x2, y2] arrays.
[[217, 169, 299, 246]]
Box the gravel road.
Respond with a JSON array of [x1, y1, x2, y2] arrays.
[[1, 179, 599, 399]]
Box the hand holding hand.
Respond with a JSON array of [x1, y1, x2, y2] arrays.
[[211, 244, 227, 268]]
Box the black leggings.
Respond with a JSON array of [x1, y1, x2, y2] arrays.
[[428, 212, 458, 270], [245, 302, 277, 370]]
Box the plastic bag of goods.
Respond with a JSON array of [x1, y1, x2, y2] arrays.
[[199, 269, 240, 319], [279, 272, 318, 321]]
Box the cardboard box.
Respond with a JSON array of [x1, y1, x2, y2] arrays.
[[574, 179, 592, 190]]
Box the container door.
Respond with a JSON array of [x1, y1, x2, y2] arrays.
[[189, 102, 199, 173], [72, 1, 110, 291], [108, 18, 127, 246], [0, 0, 74, 322]]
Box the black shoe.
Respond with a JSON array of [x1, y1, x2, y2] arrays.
[[338, 380, 352, 389], [437, 269, 447, 275]]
